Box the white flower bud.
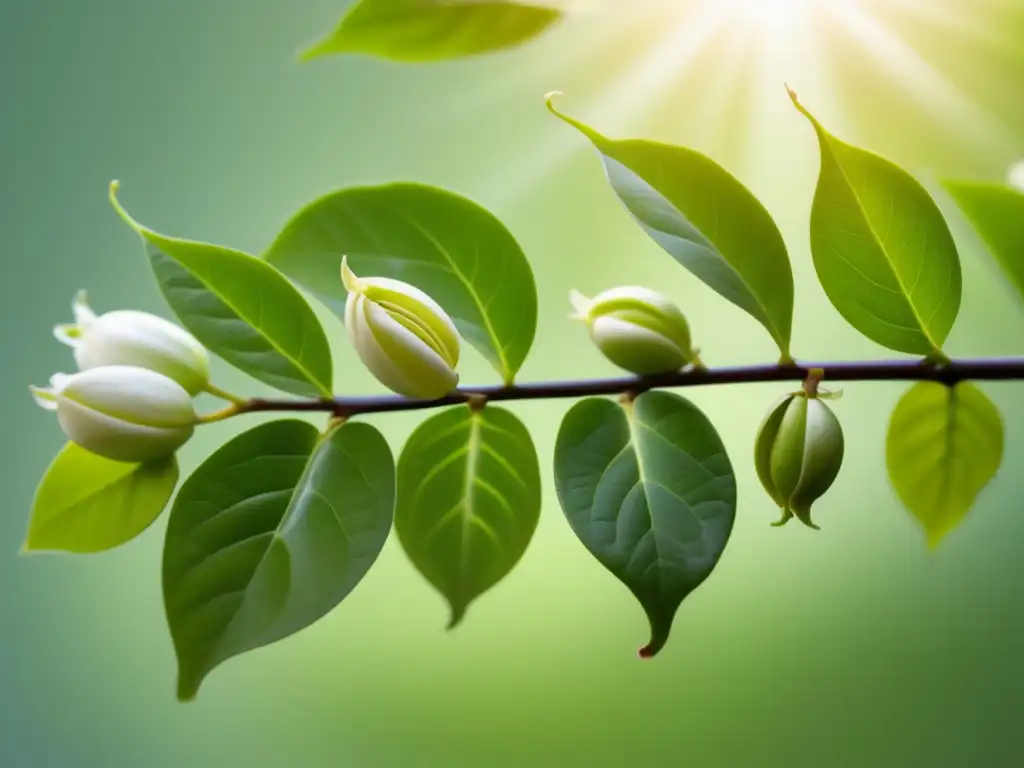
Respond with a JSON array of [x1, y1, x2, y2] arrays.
[[342, 257, 461, 399], [570, 286, 698, 375], [1009, 161, 1024, 192], [30, 366, 196, 463], [54, 291, 210, 395]]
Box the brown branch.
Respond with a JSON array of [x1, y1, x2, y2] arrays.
[[231, 357, 1024, 418]]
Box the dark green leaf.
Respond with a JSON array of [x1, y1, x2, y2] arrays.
[[887, 381, 1003, 548], [546, 95, 794, 359], [396, 406, 541, 627], [25, 443, 177, 554], [944, 181, 1024, 303], [163, 419, 394, 701], [265, 182, 537, 384], [110, 182, 333, 397], [302, 0, 562, 62], [554, 391, 736, 658], [790, 90, 962, 356]]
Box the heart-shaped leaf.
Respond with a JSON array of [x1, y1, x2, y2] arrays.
[[944, 181, 1024, 303], [789, 90, 962, 357], [554, 391, 736, 658], [396, 406, 541, 627], [265, 183, 537, 384], [163, 419, 395, 701], [886, 381, 1004, 548], [110, 182, 333, 397], [546, 95, 794, 360], [302, 0, 562, 62], [25, 443, 177, 554]]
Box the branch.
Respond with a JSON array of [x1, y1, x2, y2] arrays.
[[233, 356, 1024, 418]]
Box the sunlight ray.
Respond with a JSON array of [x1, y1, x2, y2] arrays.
[[482, 4, 734, 205], [829, 0, 1018, 155]]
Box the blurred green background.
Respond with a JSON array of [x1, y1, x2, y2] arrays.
[[3, 0, 1024, 765]]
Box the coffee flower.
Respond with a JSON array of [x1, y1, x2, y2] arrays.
[[755, 392, 845, 530], [342, 257, 461, 399], [570, 286, 699, 375], [30, 366, 196, 463], [54, 291, 210, 395]]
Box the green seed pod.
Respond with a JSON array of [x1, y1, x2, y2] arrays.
[[754, 392, 844, 529]]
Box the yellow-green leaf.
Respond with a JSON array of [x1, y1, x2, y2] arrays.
[[25, 444, 177, 554], [944, 181, 1024, 303], [790, 90, 962, 357], [886, 382, 1003, 547]]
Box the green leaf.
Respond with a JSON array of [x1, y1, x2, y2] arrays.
[[789, 90, 962, 357], [546, 95, 794, 359], [265, 182, 537, 384], [554, 391, 736, 658], [886, 381, 1004, 548], [396, 406, 541, 627], [943, 181, 1024, 303], [163, 419, 395, 701], [301, 0, 562, 62], [24, 443, 177, 554], [109, 182, 333, 397]]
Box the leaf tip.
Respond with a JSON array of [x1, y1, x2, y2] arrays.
[[785, 85, 815, 124], [108, 180, 143, 234], [298, 38, 331, 62], [446, 604, 467, 631]]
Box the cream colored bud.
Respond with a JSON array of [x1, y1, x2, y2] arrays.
[[342, 257, 461, 399], [54, 291, 210, 395], [31, 366, 196, 463], [570, 286, 697, 375]]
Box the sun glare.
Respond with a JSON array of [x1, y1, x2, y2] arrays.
[[478, 0, 1018, 204]]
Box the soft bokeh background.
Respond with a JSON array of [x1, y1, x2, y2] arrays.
[[3, 0, 1024, 765]]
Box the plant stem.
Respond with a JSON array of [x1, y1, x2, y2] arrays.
[[219, 356, 1024, 419], [196, 403, 242, 425], [203, 382, 247, 405]]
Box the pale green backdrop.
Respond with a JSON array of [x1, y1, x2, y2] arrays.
[[3, 0, 1024, 765]]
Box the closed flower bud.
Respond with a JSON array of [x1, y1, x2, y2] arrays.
[[30, 366, 196, 463], [755, 392, 844, 530], [569, 286, 699, 375], [342, 257, 460, 399], [54, 291, 210, 395]]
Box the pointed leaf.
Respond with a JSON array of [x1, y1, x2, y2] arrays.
[[886, 381, 1003, 547], [110, 183, 333, 397], [944, 181, 1024, 303], [554, 391, 736, 658], [163, 419, 395, 701], [396, 406, 541, 627], [546, 95, 794, 359], [25, 443, 177, 554], [790, 90, 962, 356], [302, 0, 562, 62], [265, 183, 537, 384]]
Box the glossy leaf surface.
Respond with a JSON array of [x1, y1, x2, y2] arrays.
[[163, 419, 395, 700], [396, 406, 541, 627], [111, 183, 333, 396], [25, 443, 177, 554], [791, 91, 961, 356], [303, 0, 562, 62], [547, 96, 794, 358], [887, 381, 1003, 547], [554, 391, 736, 657], [266, 182, 536, 384], [944, 181, 1024, 303]]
